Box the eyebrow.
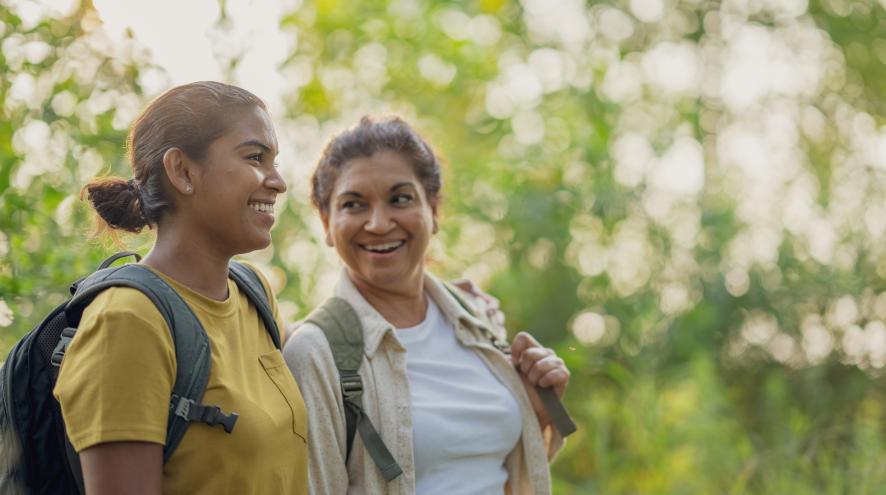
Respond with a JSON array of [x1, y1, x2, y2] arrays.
[[337, 190, 363, 199], [391, 182, 416, 191], [337, 182, 417, 199], [235, 139, 274, 153]]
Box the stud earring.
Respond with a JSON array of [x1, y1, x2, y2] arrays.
[[185, 184, 192, 194]]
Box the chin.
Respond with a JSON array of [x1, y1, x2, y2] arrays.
[[366, 268, 421, 290], [238, 234, 272, 255]]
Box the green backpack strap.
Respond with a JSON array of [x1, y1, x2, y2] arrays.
[[64, 262, 239, 464], [305, 298, 403, 481], [228, 261, 280, 350], [442, 282, 578, 438]]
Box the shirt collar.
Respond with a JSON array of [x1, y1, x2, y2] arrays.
[[331, 270, 506, 357], [423, 273, 495, 336]]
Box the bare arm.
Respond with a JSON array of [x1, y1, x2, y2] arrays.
[[79, 441, 162, 495]]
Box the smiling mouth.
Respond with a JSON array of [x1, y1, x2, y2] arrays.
[[249, 202, 274, 213], [360, 240, 405, 254]]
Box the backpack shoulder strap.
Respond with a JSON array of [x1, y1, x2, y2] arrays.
[[228, 261, 280, 349], [304, 298, 403, 481], [441, 282, 578, 438], [63, 262, 239, 462]]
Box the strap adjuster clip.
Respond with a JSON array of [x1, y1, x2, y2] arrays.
[[50, 327, 78, 368], [171, 395, 238, 433], [339, 370, 363, 398]]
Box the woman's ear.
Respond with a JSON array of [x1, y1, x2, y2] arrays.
[[162, 148, 195, 195], [431, 202, 439, 234]]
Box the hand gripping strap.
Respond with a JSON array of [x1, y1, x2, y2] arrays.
[[441, 282, 578, 438], [305, 298, 403, 481]]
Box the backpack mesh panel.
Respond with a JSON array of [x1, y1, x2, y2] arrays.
[[35, 311, 69, 380], [36, 312, 67, 361]]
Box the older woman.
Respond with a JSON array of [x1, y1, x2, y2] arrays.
[[283, 116, 569, 494]]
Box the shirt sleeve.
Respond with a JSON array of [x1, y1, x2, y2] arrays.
[[54, 287, 176, 452], [282, 323, 350, 494]]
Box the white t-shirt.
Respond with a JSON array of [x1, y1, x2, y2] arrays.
[[396, 298, 523, 495]]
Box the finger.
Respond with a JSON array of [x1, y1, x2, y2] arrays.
[[452, 278, 492, 307], [525, 353, 562, 384], [510, 332, 535, 363], [517, 345, 553, 375], [475, 292, 498, 315], [537, 365, 570, 389], [451, 278, 474, 294], [510, 332, 540, 359], [451, 279, 498, 315]]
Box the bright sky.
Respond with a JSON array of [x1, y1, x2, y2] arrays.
[[88, 0, 310, 197], [92, 0, 297, 112]]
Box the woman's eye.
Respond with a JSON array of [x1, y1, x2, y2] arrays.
[[247, 153, 263, 164], [392, 194, 414, 205], [341, 200, 360, 210]]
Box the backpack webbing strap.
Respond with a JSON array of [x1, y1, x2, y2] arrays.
[[442, 282, 578, 438], [349, 397, 402, 481], [62, 262, 280, 462], [66, 265, 222, 460], [228, 261, 280, 350], [305, 297, 403, 481], [535, 387, 576, 436]]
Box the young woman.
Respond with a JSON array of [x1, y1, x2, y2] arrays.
[[54, 82, 307, 494], [283, 116, 569, 494]]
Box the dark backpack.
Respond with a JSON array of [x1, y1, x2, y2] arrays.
[[0, 252, 280, 495], [303, 282, 576, 482]]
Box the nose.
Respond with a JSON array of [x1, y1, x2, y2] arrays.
[[264, 166, 287, 194], [364, 205, 394, 234]]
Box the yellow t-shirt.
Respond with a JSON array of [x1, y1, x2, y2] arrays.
[[53, 264, 308, 495]]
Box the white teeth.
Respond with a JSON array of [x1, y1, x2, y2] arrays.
[[249, 202, 274, 213], [364, 241, 404, 252]]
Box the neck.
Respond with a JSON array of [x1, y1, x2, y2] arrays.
[[348, 270, 427, 328], [141, 221, 232, 301]]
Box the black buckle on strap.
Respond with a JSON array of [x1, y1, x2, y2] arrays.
[[171, 395, 238, 433], [50, 327, 77, 368]]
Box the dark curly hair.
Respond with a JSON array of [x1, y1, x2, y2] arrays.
[[311, 116, 442, 214]]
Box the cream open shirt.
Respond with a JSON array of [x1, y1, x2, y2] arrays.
[[283, 271, 563, 494]]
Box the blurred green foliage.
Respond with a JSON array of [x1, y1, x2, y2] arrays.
[[3, 0, 886, 493]]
